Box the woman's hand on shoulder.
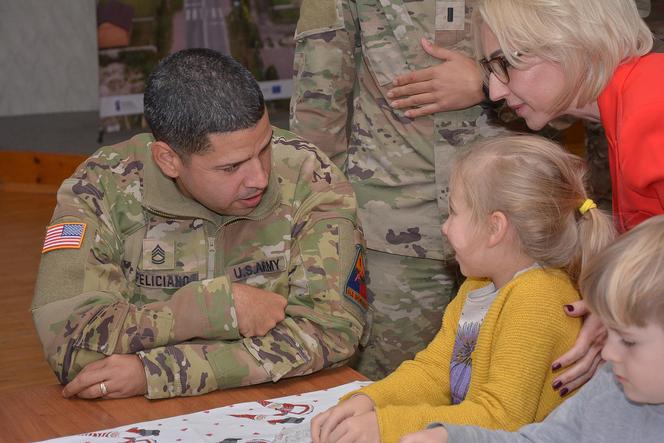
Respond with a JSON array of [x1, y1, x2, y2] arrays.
[[551, 300, 606, 395]]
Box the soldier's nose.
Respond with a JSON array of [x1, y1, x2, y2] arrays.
[[245, 158, 269, 190]]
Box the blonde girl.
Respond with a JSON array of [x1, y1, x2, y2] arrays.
[[402, 215, 664, 443], [311, 135, 615, 443]]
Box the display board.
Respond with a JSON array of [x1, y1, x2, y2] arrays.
[[96, 0, 298, 133]]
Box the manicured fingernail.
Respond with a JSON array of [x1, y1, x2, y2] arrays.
[[559, 387, 569, 397], [551, 362, 561, 371], [552, 380, 562, 390], [387, 91, 394, 97], [564, 304, 574, 312]]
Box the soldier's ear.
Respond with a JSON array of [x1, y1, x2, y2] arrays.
[[151, 141, 184, 179]]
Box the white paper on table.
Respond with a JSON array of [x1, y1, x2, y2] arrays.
[[39, 380, 372, 443], [272, 421, 313, 443]]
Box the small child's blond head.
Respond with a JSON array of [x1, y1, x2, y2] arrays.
[[581, 215, 664, 329]]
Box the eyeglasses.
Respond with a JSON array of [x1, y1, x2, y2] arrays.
[[479, 54, 514, 85]]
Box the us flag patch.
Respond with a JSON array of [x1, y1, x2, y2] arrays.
[[42, 223, 87, 253]]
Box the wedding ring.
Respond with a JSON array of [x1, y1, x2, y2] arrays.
[[99, 382, 108, 397]]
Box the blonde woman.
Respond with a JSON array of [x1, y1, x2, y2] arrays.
[[310, 135, 615, 443], [472, 0, 662, 233]]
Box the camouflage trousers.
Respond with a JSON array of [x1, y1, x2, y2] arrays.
[[352, 249, 459, 380]]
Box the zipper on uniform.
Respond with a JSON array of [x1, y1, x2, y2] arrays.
[[145, 205, 219, 280]]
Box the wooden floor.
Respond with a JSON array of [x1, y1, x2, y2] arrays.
[[0, 188, 61, 391]]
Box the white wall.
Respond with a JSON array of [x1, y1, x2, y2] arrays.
[[0, 0, 99, 116]]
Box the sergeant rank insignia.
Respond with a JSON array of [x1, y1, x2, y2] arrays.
[[151, 244, 166, 265], [142, 239, 174, 269]]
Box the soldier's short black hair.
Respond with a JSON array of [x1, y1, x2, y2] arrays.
[[144, 48, 265, 157]]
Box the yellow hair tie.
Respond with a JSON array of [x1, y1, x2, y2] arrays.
[[578, 198, 597, 215]]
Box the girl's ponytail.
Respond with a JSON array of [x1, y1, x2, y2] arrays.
[[573, 201, 616, 282]]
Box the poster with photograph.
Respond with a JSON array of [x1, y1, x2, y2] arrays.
[[96, 0, 298, 134]]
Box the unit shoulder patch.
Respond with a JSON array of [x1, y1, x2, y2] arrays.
[[344, 245, 368, 312]]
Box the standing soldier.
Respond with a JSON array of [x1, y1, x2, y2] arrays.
[[290, 0, 507, 379], [31, 48, 366, 399]]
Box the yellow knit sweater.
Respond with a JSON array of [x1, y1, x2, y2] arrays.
[[347, 268, 582, 443]]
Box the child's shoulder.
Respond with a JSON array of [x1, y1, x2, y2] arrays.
[[505, 267, 580, 304], [510, 266, 573, 286], [490, 269, 581, 334]]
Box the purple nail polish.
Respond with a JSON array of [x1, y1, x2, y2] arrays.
[[552, 380, 562, 390], [552, 362, 561, 371], [559, 387, 569, 397], [564, 304, 574, 312]]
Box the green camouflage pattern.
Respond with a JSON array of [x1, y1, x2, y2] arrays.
[[353, 250, 459, 379], [31, 129, 366, 399], [290, 0, 509, 261]]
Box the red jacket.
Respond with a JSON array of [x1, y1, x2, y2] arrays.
[[598, 53, 664, 232]]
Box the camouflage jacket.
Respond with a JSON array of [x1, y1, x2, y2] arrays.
[[31, 129, 366, 399], [290, 0, 507, 260]]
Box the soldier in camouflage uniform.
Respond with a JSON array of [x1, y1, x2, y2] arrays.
[[290, 0, 509, 379], [31, 49, 366, 400]]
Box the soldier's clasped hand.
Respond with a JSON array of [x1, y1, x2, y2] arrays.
[[232, 282, 288, 337]]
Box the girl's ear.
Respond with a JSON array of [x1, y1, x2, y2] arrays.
[[487, 211, 510, 247]]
